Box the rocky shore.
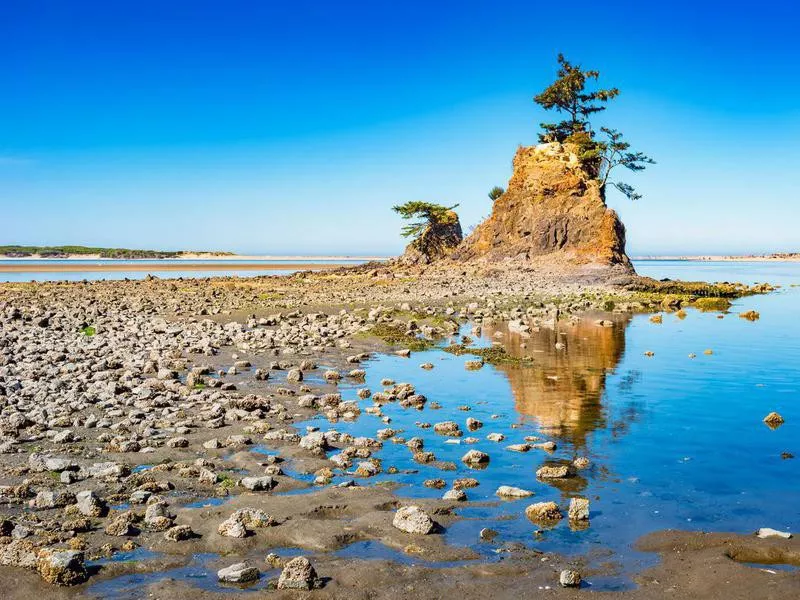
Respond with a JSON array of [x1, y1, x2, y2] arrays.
[[0, 264, 790, 598]]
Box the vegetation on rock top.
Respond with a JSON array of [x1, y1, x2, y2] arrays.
[[534, 54, 654, 201]]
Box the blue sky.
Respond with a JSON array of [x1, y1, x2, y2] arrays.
[[2, 1, 799, 256]]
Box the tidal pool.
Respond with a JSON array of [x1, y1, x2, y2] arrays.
[[87, 552, 280, 598]]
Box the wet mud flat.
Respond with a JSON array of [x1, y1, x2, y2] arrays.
[[0, 267, 797, 598]]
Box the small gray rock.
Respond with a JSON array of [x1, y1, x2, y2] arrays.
[[217, 562, 260, 584]]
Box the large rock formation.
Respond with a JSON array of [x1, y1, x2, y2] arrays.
[[397, 209, 463, 265], [453, 143, 632, 271]]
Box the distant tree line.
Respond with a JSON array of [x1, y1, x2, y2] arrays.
[[0, 245, 234, 259]]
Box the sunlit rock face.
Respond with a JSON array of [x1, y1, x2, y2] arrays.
[[453, 142, 633, 273], [481, 313, 633, 447]]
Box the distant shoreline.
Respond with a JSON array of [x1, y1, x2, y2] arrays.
[[0, 253, 388, 262], [632, 254, 800, 262], [0, 261, 379, 274]]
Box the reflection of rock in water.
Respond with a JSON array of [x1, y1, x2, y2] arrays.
[[482, 313, 631, 447]]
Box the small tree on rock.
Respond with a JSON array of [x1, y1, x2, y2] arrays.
[[392, 201, 460, 242], [534, 54, 654, 201], [597, 128, 655, 201], [534, 53, 618, 143]]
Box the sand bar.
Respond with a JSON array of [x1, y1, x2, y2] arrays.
[[0, 253, 387, 261], [0, 262, 359, 273]]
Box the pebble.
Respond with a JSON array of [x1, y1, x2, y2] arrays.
[[36, 549, 87, 586], [763, 412, 785, 428], [240, 476, 276, 491], [525, 502, 563, 523], [496, 485, 534, 498], [559, 569, 581, 588], [568, 498, 590, 521], [536, 465, 570, 479]]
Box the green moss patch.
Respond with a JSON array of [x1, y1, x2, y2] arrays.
[[442, 344, 535, 366], [362, 323, 435, 351], [691, 297, 732, 312]]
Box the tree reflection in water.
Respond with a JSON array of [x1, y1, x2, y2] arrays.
[[478, 312, 638, 449]]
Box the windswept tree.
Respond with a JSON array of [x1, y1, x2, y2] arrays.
[[534, 54, 653, 200], [392, 201, 463, 262], [534, 53, 619, 143], [488, 186, 505, 201], [597, 128, 655, 201], [392, 201, 460, 242]]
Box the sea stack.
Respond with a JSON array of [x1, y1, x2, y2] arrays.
[[453, 142, 633, 273]]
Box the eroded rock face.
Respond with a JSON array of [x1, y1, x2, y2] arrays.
[[397, 212, 463, 265], [453, 143, 633, 271]]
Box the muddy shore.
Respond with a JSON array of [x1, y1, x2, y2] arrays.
[[0, 264, 791, 598]]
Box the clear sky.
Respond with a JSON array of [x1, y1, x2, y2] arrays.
[[3, 1, 799, 256]]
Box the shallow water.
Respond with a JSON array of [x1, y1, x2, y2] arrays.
[[286, 260, 800, 587], [87, 552, 282, 598]]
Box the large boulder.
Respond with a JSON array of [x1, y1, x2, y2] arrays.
[[453, 142, 632, 272]]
